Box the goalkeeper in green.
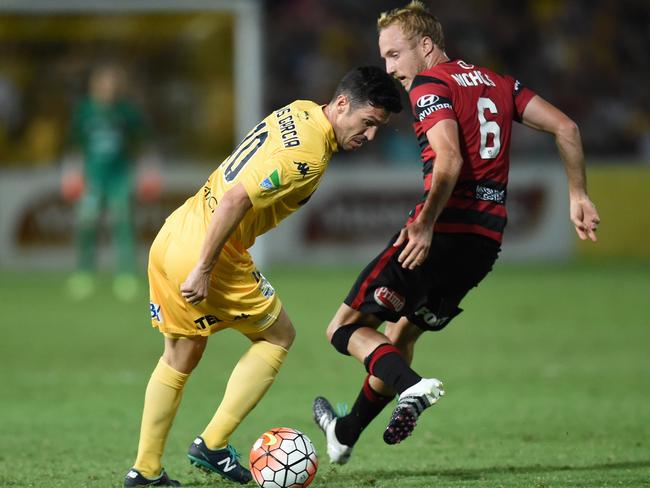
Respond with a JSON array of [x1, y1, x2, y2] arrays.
[[64, 63, 158, 301]]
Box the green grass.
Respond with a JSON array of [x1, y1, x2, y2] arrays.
[[1, 262, 649, 487]]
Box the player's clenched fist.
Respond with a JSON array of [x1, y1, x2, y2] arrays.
[[180, 266, 211, 304]]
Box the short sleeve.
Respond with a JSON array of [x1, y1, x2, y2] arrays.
[[505, 75, 536, 121], [409, 75, 456, 133], [238, 150, 323, 209]]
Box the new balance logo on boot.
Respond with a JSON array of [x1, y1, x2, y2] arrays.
[[187, 436, 252, 484]]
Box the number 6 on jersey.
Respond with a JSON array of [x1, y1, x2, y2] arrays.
[[477, 97, 501, 159]]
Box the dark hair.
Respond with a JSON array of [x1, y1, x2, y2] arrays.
[[333, 66, 402, 114]]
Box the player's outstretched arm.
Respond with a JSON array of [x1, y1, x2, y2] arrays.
[[394, 119, 463, 269], [521, 96, 600, 242], [180, 183, 253, 304]]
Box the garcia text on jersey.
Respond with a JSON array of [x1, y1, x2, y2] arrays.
[[274, 106, 301, 148]]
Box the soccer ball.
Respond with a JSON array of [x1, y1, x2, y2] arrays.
[[249, 427, 318, 488]]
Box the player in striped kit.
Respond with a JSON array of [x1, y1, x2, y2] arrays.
[[314, 1, 600, 463]]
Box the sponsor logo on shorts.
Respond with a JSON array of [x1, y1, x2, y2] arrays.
[[194, 314, 222, 330], [253, 270, 276, 298], [260, 281, 275, 298], [150, 302, 163, 322], [373, 287, 405, 312], [414, 306, 450, 328]]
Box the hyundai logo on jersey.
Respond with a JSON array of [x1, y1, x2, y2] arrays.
[[416, 94, 440, 108]]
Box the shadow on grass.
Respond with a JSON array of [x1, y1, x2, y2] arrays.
[[324, 459, 650, 482], [178, 460, 650, 486]]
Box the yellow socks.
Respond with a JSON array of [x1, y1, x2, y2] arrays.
[[200, 341, 288, 449], [134, 358, 189, 478], [132, 341, 287, 474]]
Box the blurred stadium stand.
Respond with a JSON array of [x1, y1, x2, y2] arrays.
[[0, 0, 649, 268], [1, 0, 648, 166], [264, 0, 650, 164]]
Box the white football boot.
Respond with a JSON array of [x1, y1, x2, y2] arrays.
[[313, 396, 353, 464], [383, 377, 445, 444]]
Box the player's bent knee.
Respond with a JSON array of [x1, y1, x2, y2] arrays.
[[265, 326, 295, 350], [250, 311, 296, 350], [163, 336, 207, 374], [325, 321, 339, 343], [330, 323, 366, 356], [279, 322, 296, 349], [386, 321, 422, 347]]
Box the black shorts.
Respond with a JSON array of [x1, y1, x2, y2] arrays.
[[344, 232, 500, 331]]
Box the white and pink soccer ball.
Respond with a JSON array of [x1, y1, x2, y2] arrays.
[[249, 427, 318, 488]]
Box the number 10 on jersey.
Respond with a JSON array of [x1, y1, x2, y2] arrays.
[[223, 122, 269, 182]]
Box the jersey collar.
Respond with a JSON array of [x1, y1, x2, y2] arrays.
[[314, 104, 338, 153]]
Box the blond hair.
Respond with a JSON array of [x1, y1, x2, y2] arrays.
[[377, 1, 445, 50]]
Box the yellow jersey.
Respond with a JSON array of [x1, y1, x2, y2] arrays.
[[166, 100, 338, 251]]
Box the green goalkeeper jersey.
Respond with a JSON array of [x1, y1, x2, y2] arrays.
[[71, 97, 144, 180]]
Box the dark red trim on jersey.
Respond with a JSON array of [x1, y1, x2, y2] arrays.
[[350, 245, 399, 309], [434, 222, 502, 242], [409, 75, 448, 91], [513, 83, 536, 122], [420, 182, 508, 210], [366, 344, 402, 377], [422, 159, 433, 176], [414, 123, 436, 163], [423, 171, 432, 191], [409, 201, 505, 232], [463, 179, 507, 191], [407, 202, 425, 224], [445, 196, 508, 217], [408, 62, 532, 245], [438, 207, 506, 232], [424, 178, 508, 193]]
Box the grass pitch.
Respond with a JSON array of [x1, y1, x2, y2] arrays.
[[1, 261, 649, 487]]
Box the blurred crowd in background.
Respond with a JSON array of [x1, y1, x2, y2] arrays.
[[0, 12, 235, 166], [266, 0, 650, 163], [0, 0, 648, 168]]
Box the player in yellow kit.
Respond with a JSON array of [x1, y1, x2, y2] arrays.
[[123, 66, 402, 487]]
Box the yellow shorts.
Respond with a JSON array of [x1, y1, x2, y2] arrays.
[[147, 219, 282, 337]]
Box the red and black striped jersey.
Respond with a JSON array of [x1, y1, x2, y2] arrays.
[[409, 59, 536, 243]]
